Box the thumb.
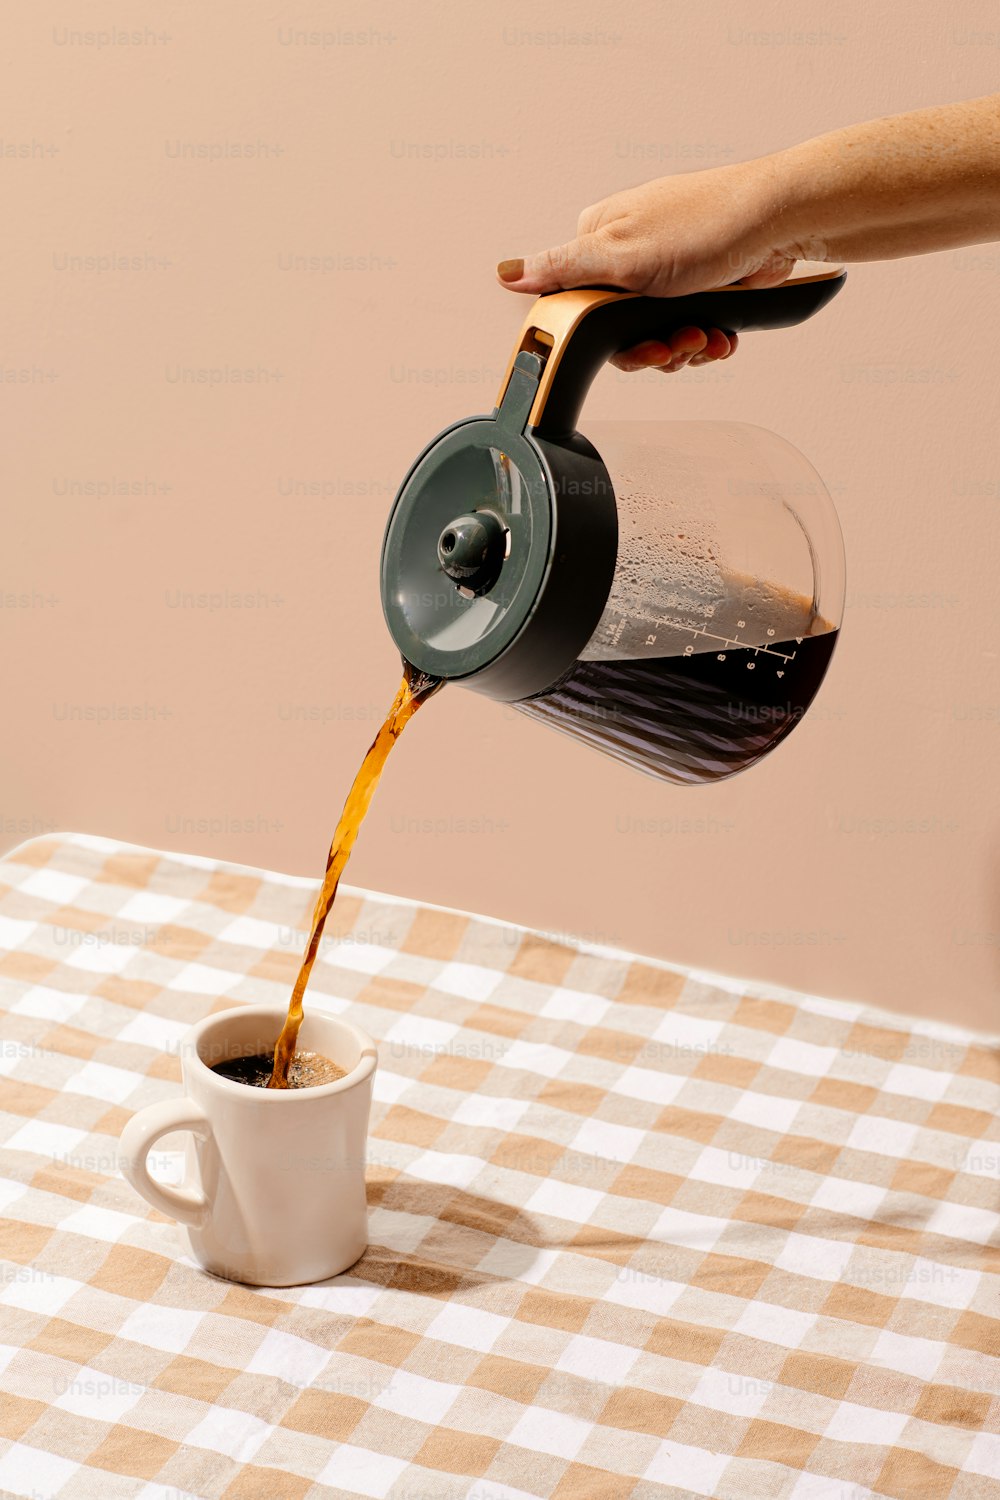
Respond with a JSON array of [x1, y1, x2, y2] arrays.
[[496, 232, 612, 294], [730, 252, 797, 290]]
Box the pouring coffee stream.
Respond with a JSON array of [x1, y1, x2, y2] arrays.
[[267, 661, 442, 1089], [269, 270, 848, 1080]]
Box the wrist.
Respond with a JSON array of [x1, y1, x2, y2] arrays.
[[739, 145, 830, 264]]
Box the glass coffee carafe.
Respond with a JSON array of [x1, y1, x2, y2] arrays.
[[380, 270, 846, 784]]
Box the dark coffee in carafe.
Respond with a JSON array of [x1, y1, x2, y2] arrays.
[[516, 581, 836, 784]]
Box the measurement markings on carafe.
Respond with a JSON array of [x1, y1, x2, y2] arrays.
[[654, 617, 802, 673]]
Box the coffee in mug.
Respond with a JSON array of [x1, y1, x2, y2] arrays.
[[119, 1004, 377, 1286], [211, 1050, 346, 1089]]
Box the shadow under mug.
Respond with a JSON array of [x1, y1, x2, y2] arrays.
[[119, 1004, 378, 1287]]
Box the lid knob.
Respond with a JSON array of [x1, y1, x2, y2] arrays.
[[437, 510, 507, 593]]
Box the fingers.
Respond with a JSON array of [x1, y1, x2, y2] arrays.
[[496, 231, 615, 293], [688, 328, 738, 366], [609, 334, 698, 374], [609, 327, 739, 374]]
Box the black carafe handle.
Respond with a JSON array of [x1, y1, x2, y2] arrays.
[[502, 268, 846, 439]]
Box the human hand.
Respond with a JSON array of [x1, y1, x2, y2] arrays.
[[498, 95, 1000, 369], [496, 158, 796, 373]]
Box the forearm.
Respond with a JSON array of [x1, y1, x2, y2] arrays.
[[762, 93, 1000, 263]]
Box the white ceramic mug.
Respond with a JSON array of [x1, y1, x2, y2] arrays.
[[119, 1004, 378, 1286]]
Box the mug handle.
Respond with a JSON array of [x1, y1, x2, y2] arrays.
[[119, 1097, 212, 1228]]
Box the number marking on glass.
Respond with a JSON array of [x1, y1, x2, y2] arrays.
[[657, 616, 804, 664]]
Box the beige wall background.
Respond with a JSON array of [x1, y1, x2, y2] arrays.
[[3, 1, 998, 1032]]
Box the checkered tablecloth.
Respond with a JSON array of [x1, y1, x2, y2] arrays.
[[0, 832, 998, 1500]]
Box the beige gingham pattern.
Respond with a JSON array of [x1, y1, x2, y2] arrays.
[[0, 832, 998, 1500]]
